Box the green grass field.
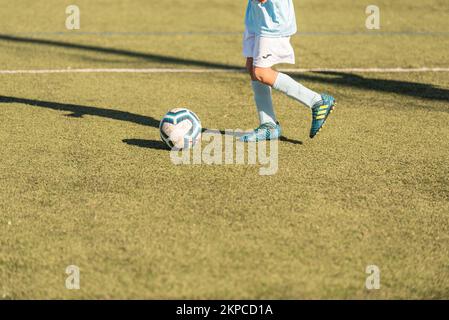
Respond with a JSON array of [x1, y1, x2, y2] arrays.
[[1, 0, 448, 299]]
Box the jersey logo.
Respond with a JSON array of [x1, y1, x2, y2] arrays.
[[262, 54, 272, 59]]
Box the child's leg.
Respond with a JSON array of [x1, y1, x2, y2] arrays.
[[253, 66, 336, 139], [246, 58, 277, 125], [253, 67, 322, 108]]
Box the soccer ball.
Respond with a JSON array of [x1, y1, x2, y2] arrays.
[[159, 108, 202, 150]]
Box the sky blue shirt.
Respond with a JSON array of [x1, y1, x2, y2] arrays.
[[245, 0, 297, 37]]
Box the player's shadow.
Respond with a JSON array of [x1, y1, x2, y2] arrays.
[[0, 34, 240, 71], [292, 71, 449, 105], [280, 136, 303, 144], [1, 34, 449, 103], [0, 95, 160, 127], [0, 95, 303, 149]]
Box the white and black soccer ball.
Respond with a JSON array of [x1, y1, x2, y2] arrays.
[[159, 108, 202, 150]]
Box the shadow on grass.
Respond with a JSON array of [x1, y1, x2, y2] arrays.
[[0, 34, 241, 71], [0, 95, 160, 127], [0, 95, 303, 148], [280, 136, 303, 145], [123, 136, 302, 151], [292, 71, 449, 104], [203, 129, 302, 144], [122, 139, 168, 150], [1, 34, 448, 103]]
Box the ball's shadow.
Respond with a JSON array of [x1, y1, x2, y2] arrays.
[[122, 139, 169, 150]]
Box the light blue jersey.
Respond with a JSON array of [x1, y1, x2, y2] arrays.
[[245, 0, 297, 37]]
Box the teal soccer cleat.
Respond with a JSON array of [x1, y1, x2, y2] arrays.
[[239, 122, 282, 142], [310, 94, 336, 138]]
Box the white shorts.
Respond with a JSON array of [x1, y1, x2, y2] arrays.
[[242, 29, 295, 68]]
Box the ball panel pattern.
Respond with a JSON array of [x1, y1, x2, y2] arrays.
[[159, 108, 202, 150]]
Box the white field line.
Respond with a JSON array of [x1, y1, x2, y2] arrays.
[[1, 67, 449, 74]]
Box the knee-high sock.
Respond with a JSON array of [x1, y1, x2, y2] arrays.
[[252, 80, 277, 125], [272, 72, 322, 108]]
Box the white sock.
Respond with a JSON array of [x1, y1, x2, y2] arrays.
[[272, 72, 322, 108], [251, 80, 277, 125]]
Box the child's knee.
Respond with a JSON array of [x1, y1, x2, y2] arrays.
[[253, 67, 277, 86]]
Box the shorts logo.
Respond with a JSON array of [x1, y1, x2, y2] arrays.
[[262, 54, 272, 59]]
